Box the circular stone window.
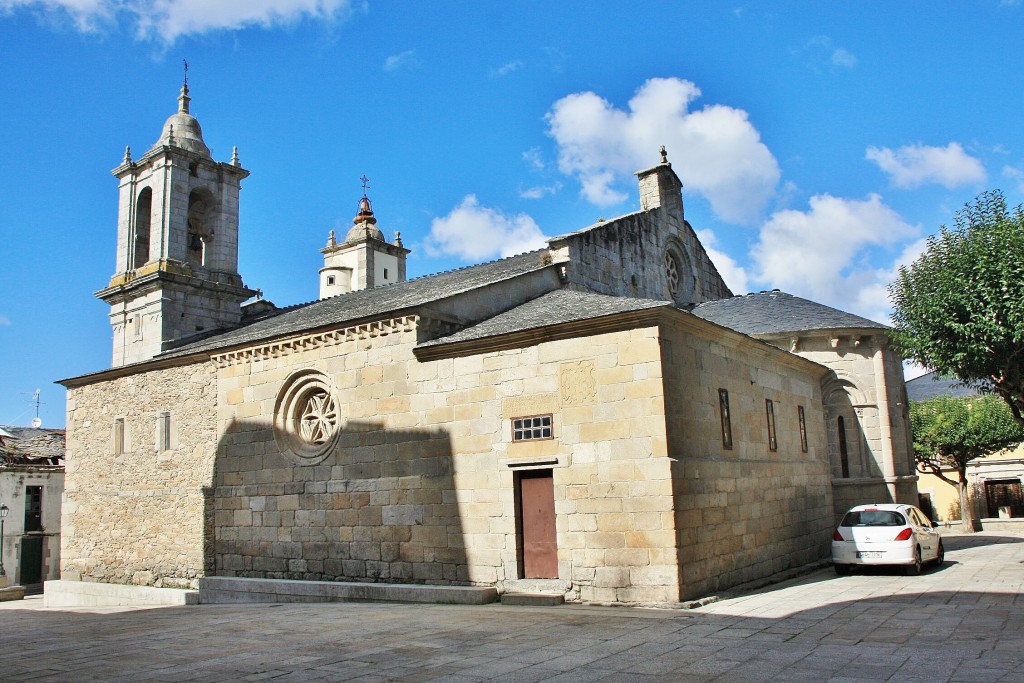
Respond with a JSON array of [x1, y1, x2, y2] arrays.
[[664, 242, 696, 304], [274, 370, 341, 464]]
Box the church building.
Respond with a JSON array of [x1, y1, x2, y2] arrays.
[[57, 84, 918, 605]]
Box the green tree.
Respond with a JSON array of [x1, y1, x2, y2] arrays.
[[889, 191, 1024, 425], [911, 394, 1023, 531]]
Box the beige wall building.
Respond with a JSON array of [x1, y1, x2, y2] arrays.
[[58, 87, 917, 605]]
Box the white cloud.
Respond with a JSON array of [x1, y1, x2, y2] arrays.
[[1002, 165, 1024, 195], [522, 147, 545, 171], [383, 49, 418, 73], [0, 0, 354, 42], [545, 77, 780, 224], [830, 47, 857, 68], [866, 142, 987, 189], [804, 36, 857, 70], [490, 60, 523, 77], [752, 193, 920, 320], [695, 229, 749, 295], [426, 195, 548, 261], [519, 183, 561, 200]]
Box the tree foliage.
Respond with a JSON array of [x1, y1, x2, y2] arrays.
[[911, 394, 1023, 530], [890, 191, 1024, 424]]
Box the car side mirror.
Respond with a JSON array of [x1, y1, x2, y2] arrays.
[[931, 521, 939, 528]]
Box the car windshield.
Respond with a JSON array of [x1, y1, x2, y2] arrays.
[[841, 510, 906, 527]]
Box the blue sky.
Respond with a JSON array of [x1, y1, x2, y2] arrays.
[[2, 1, 1023, 428]]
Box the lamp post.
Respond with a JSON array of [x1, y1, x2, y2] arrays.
[[0, 503, 8, 579]]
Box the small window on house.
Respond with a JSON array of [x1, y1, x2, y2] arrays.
[[798, 405, 808, 453], [25, 485, 43, 532], [719, 389, 733, 450], [512, 415, 553, 442], [383, 267, 389, 280], [158, 412, 172, 451], [765, 399, 777, 452], [838, 416, 850, 478], [113, 418, 125, 455], [327, 275, 336, 286]]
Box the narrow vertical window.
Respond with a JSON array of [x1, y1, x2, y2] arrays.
[[798, 405, 808, 453], [765, 399, 777, 452], [113, 418, 125, 455], [133, 187, 152, 269], [158, 412, 172, 451], [719, 389, 733, 450], [383, 267, 389, 280], [838, 416, 850, 478], [24, 485, 42, 532]]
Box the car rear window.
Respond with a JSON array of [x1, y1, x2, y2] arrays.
[[840, 510, 906, 527]]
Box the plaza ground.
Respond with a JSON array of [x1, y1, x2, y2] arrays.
[[2, 531, 1022, 682]]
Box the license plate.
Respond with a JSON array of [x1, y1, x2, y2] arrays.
[[857, 551, 883, 558]]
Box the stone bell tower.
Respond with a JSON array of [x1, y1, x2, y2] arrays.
[[96, 80, 257, 367], [319, 185, 410, 299]]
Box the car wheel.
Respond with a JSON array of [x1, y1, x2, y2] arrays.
[[933, 540, 944, 567], [834, 563, 850, 576], [905, 547, 922, 576]]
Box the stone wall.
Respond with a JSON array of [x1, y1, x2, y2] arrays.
[[62, 361, 218, 587], [762, 332, 918, 519], [552, 210, 730, 307], [661, 317, 833, 600], [213, 316, 679, 603]]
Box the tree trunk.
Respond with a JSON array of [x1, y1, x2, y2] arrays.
[[959, 476, 981, 532]]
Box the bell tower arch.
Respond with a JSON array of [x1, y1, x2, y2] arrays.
[[97, 80, 257, 367]]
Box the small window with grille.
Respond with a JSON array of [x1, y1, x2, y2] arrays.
[[512, 415, 553, 442]]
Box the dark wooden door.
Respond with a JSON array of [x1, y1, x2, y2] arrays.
[[20, 536, 43, 586], [519, 471, 557, 578]]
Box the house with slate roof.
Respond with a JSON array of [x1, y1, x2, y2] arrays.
[[55, 84, 916, 606], [0, 426, 64, 593]]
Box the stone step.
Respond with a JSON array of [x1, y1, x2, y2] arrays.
[[500, 592, 565, 606], [199, 576, 498, 605]]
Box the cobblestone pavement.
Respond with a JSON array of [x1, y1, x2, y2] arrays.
[[2, 532, 1023, 682]]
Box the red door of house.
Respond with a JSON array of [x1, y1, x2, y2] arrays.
[[519, 470, 557, 578]]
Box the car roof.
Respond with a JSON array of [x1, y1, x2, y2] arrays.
[[846, 504, 913, 512]]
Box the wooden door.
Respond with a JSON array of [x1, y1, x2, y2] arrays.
[[518, 470, 557, 579]]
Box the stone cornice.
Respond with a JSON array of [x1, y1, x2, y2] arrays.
[[210, 315, 424, 368]]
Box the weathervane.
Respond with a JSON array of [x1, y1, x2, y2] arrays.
[[360, 175, 370, 197], [183, 59, 189, 87]]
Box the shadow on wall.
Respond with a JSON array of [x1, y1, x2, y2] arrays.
[[203, 419, 468, 585]]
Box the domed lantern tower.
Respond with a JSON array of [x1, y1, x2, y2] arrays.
[[97, 80, 257, 367], [319, 181, 410, 299]]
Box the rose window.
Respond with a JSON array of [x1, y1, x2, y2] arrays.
[[274, 370, 341, 463], [665, 251, 681, 296]]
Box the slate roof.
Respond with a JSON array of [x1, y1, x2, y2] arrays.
[[0, 426, 65, 467], [905, 371, 982, 402], [160, 249, 553, 358], [417, 289, 671, 348], [691, 290, 887, 336]]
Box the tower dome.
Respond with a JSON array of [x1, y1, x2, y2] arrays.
[[345, 195, 386, 242], [154, 84, 211, 157]]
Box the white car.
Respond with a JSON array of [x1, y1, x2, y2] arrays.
[[831, 503, 944, 575]]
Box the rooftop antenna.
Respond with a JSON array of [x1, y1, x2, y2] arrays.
[[30, 389, 42, 428]]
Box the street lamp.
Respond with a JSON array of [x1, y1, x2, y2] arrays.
[[0, 503, 8, 578]]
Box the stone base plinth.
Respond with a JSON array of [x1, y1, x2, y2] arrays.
[[199, 576, 498, 605], [0, 585, 26, 602], [43, 580, 199, 608]]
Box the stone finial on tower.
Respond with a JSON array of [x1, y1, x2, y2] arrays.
[[635, 146, 684, 219], [231, 146, 240, 166], [123, 146, 133, 165]]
